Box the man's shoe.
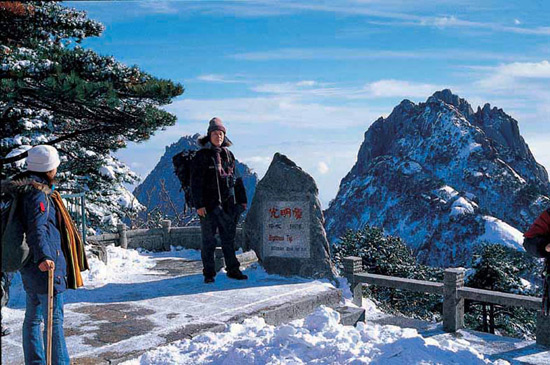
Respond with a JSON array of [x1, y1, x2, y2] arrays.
[[227, 271, 248, 280], [204, 276, 215, 284], [1, 324, 12, 336]]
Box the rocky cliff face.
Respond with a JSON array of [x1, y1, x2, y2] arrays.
[[134, 134, 258, 225], [325, 90, 549, 267]]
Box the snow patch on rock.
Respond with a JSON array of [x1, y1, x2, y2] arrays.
[[478, 216, 525, 251]]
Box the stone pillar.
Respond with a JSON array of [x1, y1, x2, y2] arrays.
[[343, 256, 363, 307], [117, 223, 127, 249], [536, 313, 550, 347], [215, 247, 225, 272], [161, 220, 172, 251], [443, 268, 465, 332]]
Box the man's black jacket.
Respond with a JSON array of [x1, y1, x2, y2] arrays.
[[190, 147, 246, 212]]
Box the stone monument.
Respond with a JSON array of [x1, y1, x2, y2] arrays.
[[244, 153, 337, 280]]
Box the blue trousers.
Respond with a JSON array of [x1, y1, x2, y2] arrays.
[[23, 292, 70, 365]]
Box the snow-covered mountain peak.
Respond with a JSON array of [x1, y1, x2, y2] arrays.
[[428, 89, 475, 121], [325, 91, 549, 267]]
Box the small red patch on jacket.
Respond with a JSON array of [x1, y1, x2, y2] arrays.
[[39, 202, 45, 213]]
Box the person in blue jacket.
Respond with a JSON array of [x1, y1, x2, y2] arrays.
[[17, 145, 70, 364]]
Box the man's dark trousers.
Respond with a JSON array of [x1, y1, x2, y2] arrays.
[[199, 203, 241, 278]]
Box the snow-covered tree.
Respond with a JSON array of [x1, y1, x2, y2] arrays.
[[332, 226, 443, 320], [465, 243, 541, 338], [1, 1, 184, 232]]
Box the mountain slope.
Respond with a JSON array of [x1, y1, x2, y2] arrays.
[[325, 90, 549, 266]]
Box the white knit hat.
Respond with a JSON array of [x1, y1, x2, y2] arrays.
[[26, 145, 61, 172]]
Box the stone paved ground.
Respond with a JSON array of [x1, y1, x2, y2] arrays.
[[1, 252, 340, 364]]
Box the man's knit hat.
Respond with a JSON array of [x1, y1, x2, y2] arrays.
[[207, 117, 226, 135], [27, 145, 60, 172]]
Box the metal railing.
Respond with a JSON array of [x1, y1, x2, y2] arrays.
[[60, 192, 87, 244], [342, 256, 550, 347]]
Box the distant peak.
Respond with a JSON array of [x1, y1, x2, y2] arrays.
[[273, 152, 298, 168], [429, 89, 474, 121], [399, 99, 416, 108], [431, 89, 461, 105]]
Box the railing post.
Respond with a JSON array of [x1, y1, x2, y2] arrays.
[[343, 256, 363, 307], [161, 220, 172, 251], [536, 313, 550, 347], [117, 223, 127, 249], [443, 268, 465, 332]]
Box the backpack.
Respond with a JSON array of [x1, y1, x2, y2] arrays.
[[172, 150, 198, 212], [1, 181, 30, 272]]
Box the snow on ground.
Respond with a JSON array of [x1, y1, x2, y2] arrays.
[[4, 245, 546, 365], [4, 245, 205, 309], [123, 306, 509, 365], [450, 197, 476, 216]]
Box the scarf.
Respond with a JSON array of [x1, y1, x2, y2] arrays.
[[212, 146, 233, 178], [50, 191, 89, 289]]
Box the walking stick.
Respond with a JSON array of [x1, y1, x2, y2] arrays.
[[47, 269, 54, 365]]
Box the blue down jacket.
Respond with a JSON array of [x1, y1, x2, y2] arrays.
[[18, 174, 67, 294]]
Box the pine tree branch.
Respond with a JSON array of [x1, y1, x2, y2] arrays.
[[1, 125, 102, 164]]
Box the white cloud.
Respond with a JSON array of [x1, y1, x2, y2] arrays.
[[240, 155, 272, 166], [196, 74, 249, 84], [364, 79, 443, 98], [317, 161, 330, 174], [251, 79, 446, 100], [476, 60, 550, 90], [138, 1, 177, 14], [165, 96, 382, 129], [254, 2, 550, 36], [251, 81, 345, 97], [296, 80, 316, 87], [495, 60, 550, 78], [415, 15, 550, 35], [422, 16, 461, 27], [231, 48, 535, 62]]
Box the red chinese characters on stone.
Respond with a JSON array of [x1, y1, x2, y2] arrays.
[[268, 206, 304, 220], [280, 207, 291, 218], [269, 207, 280, 219]]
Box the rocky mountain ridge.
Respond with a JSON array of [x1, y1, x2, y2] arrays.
[[325, 89, 549, 267]]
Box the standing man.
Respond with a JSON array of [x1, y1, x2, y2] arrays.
[[192, 117, 248, 283]]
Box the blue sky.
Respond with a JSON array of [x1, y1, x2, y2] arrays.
[[67, 0, 550, 207]]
